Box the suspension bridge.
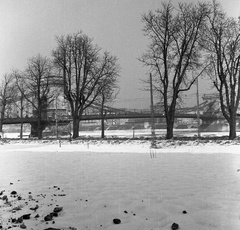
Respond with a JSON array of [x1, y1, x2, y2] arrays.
[[0, 75, 232, 137], [2, 98, 226, 125]]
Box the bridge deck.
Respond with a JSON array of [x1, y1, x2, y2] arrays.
[[2, 112, 224, 125]]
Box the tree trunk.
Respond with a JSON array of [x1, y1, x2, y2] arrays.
[[20, 120, 23, 139], [37, 119, 43, 139], [228, 114, 237, 140], [100, 96, 106, 139], [101, 118, 105, 138], [37, 107, 43, 139], [101, 108, 106, 139], [0, 119, 3, 135], [0, 117, 3, 133], [166, 119, 174, 139], [165, 110, 175, 139], [72, 116, 80, 139], [0, 104, 5, 134]]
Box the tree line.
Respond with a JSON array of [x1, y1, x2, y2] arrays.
[[0, 0, 240, 140], [140, 0, 240, 140], [0, 32, 120, 139]]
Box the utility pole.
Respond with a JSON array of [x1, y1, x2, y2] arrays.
[[150, 73, 155, 137], [20, 91, 24, 139], [196, 76, 201, 138], [55, 94, 58, 139]]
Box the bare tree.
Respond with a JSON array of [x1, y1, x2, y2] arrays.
[[97, 68, 119, 138], [203, 1, 240, 139], [52, 32, 120, 139], [11, 69, 28, 139], [0, 74, 16, 136], [140, 2, 209, 139], [15, 54, 54, 139]]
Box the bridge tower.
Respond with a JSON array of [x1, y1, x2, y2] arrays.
[[200, 93, 225, 131]]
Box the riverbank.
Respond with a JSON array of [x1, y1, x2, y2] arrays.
[[1, 137, 240, 154], [0, 138, 240, 230]]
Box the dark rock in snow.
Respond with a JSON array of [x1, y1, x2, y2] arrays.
[[53, 207, 63, 213], [113, 218, 121, 224], [171, 222, 179, 230], [30, 205, 39, 211], [10, 191, 17, 195], [44, 228, 61, 230], [22, 214, 31, 220], [20, 223, 26, 229], [17, 217, 23, 223], [11, 218, 17, 223], [44, 214, 53, 221], [50, 212, 58, 217], [182, 210, 187, 214], [12, 206, 22, 212]]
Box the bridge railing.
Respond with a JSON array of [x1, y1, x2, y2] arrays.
[[110, 108, 151, 115]]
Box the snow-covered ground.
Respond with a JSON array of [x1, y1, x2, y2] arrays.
[[0, 139, 240, 230], [3, 128, 240, 139]]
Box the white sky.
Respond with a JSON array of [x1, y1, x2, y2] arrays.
[[0, 0, 240, 109]]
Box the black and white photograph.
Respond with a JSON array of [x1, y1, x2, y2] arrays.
[[0, 0, 240, 229]]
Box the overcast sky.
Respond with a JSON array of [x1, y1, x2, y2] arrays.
[[0, 0, 240, 109]]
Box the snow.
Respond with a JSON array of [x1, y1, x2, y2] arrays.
[[0, 139, 240, 230]]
